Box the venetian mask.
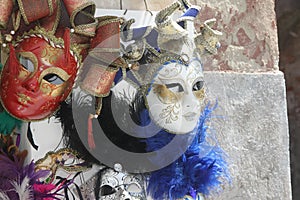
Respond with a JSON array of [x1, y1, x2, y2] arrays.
[[99, 168, 146, 200], [0, 30, 79, 121], [145, 58, 205, 134]]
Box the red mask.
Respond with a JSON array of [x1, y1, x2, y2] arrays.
[[0, 32, 79, 121]]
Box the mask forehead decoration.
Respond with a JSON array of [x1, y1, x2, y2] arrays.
[[0, 27, 81, 121]]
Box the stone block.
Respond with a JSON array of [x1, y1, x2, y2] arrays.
[[203, 71, 291, 199]]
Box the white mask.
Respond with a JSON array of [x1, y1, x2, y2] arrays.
[[146, 59, 205, 134], [99, 168, 146, 200]]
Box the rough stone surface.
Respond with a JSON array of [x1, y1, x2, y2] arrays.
[[195, 0, 279, 72], [203, 72, 291, 200]]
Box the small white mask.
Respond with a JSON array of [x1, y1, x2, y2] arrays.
[[99, 168, 146, 200], [146, 59, 205, 134]]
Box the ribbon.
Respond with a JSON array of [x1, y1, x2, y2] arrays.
[[1, 0, 98, 40], [63, 0, 97, 37], [89, 16, 125, 67], [17, 0, 53, 24], [80, 16, 124, 97], [0, 0, 14, 29]]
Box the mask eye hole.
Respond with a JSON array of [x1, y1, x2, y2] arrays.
[[43, 73, 65, 85], [192, 81, 204, 91], [19, 55, 35, 72], [165, 83, 184, 93], [100, 185, 116, 196]]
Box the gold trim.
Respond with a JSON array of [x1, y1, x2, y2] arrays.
[[90, 47, 120, 53], [16, 26, 82, 67], [12, 11, 21, 31], [84, 62, 119, 72], [70, 2, 96, 29], [155, 2, 180, 29], [48, 0, 53, 15], [17, 0, 29, 24], [96, 16, 122, 28], [39, 67, 71, 82], [35, 148, 90, 180], [0, 20, 7, 29], [17, 51, 38, 76], [73, 11, 97, 37], [153, 84, 178, 104], [122, 39, 146, 62], [49, 0, 61, 34], [131, 69, 144, 86], [95, 97, 102, 115], [120, 18, 135, 42], [194, 88, 205, 101]]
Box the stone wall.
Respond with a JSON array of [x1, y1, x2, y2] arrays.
[[204, 72, 291, 200], [195, 0, 279, 72]]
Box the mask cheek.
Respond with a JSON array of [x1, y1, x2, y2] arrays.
[[152, 84, 178, 104], [193, 88, 205, 102], [18, 69, 31, 80], [39, 80, 69, 98]]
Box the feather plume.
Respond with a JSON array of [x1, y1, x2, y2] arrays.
[[0, 192, 10, 200], [0, 149, 52, 200], [145, 102, 230, 199], [55, 89, 102, 164], [0, 110, 22, 135], [11, 176, 33, 200], [56, 88, 147, 164]]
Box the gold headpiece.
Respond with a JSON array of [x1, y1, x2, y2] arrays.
[[120, 0, 222, 86]]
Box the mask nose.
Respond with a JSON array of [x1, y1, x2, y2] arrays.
[[22, 78, 39, 92], [183, 91, 200, 109]]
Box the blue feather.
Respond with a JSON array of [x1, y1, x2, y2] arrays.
[[145, 102, 230, 200]]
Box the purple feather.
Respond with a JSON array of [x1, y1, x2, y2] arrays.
[[0, 152, 51, 199]]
